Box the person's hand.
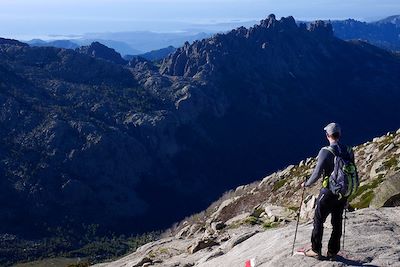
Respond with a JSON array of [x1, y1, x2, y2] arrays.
[[301, 182, 306, 188]]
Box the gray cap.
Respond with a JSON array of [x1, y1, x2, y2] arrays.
[[324, 122, 341, 135]]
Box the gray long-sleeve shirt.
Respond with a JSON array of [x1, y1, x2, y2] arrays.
[[304, 142, 354, 187]]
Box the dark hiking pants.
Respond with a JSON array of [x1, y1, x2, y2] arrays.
[[311, 188, 347, 255]]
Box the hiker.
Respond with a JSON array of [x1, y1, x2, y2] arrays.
[[301, 122, 358, 259]]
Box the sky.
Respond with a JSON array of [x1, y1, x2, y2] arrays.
[[1, 0, 399, 40]]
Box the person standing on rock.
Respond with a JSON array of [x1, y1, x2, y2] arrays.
[[301, 122, 357, 260]]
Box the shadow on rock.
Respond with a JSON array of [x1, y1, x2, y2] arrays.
[[334, 255, 379, 267]]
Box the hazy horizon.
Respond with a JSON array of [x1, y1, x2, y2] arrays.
[[1, 0, 399, 41]]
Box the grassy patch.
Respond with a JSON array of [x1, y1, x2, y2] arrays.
[[262, 222, 279, 230], [273, 179, 287, 191], [226, 221, 241, 230], [244, 216, 261, 225], [148, 251, 156, 258], [289, 166, 309, 178], [352, 191, 375, 209], [158, 247, 169, 255], [348, 175, 384, 202], [288, 206, 300, 212], [383, 157, 398, 170]]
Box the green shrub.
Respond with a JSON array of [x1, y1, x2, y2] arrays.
[[262, 222, 279, 230], [251, 207, 264, 218], [349, 175, 384, 202], [244, 216, 261, 225], [288, 206, 299, 212]]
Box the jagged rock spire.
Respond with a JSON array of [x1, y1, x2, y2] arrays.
[[160, 15, 334, 78]]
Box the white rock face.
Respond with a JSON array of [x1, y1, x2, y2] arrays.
[[371, 173, 400, 208], [93, 208, 400, 267], [263, 205, 295, 220], [225, 212, 251, 226], [369, 159, 387, 178], [198, 208, 400, 267]]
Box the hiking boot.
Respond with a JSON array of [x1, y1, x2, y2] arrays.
[[327, 251, 337, 260], [304, 248, 322, 259]]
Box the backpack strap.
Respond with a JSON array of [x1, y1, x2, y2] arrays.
[[346, 146, 355, 162], [321, 146, 336, 188], [322, 146, 336, 156]]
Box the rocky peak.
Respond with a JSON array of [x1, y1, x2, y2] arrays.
[[259, 14, 277, 28], [259, 14, 297, 30], [159, 15, 335, 78], [76, 41, 127, 65], [308, 20, 334, 38]]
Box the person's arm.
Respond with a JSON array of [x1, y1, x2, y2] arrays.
[[304, 148, 330, 187]]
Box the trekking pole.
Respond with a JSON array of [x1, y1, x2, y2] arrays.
[[291, 177, 307, 256], [342, 202, 348, 250]]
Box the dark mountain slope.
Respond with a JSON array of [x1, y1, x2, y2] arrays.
[[0, 38, 28, 47], [76, 41, 127, 64], [149, 15, 400, 221], [125, 46, 177, 62], [0, 42, 167, 237]]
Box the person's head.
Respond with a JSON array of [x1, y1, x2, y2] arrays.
[[324, 122, 341, 142]]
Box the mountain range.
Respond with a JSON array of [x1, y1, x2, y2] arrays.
[[331, 15, 400, 51], [24, 15, 400, 58], [124, 46, 177, 62], [1, 14, 400, 264]]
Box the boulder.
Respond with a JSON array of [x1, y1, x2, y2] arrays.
[[370, 173, 400, 208], [209, 197, 239, 221], [211, 221, 225, 231], [225, 212, 251, 226], [383, 143, 395, 152], [188, 238, 219, 254], [188, 224, 202, 236], [197, 249, 224, 264], [224, 230, 259, 250], [263, 205, 296, 221], [300, 195, 317, 220], [175, 225, 191, 239], [131, 256, 152, 267]]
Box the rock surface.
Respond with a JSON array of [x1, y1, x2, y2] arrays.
[[94, 208, 400, 266], [371, 173, 400, 208]]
